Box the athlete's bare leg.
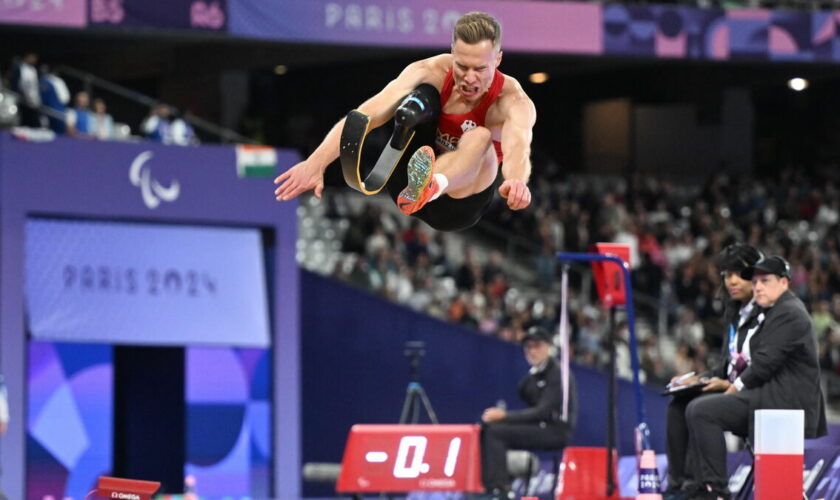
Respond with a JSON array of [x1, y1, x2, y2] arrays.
[[397, 125, 499, 215], [434, 126, 499, 198]]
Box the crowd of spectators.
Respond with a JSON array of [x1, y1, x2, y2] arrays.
[[328, 198, 560, 344], [1, 52, 197, 145], [318, 166, 840, 400]]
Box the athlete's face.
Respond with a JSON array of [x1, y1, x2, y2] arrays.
[[722, 270, 753, 302], [450, 39, 502, 103]]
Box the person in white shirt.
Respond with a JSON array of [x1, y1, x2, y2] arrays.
[[10, 53, 42, 128], [91, 98, 114, 140]]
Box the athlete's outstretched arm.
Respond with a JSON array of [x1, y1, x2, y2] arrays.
[[498, 94, 536, 210], [274, 58, 437, 201]]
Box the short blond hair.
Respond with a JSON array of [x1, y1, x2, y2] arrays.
[[453, 12, 502, 51]]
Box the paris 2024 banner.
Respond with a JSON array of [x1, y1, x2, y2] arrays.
[[228, 0, 840, 63]]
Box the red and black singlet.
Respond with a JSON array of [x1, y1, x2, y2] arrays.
[[435, 67, 505, 162]]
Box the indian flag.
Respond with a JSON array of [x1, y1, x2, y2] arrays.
[[236, 145, 277, 178]]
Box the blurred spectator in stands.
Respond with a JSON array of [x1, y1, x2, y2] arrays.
[[567, 207, 591, 252], [673, 344, 695, 376], [407, 275, 435, 313], [427, 232, 450, 275], [91, 98, 114, 140], [68, 91, 93, 136], [575, 306, 603, 365], [347, 255, 371, 291], [170, 109, 199, 145], [414, 252, 434, 283], [0, 70, 18, 129], [9, 53, 41, 128], [529, 299, 555, 333], [826, 256, 840, 294], [641, 336, 667, 385], [816, 197, 839, 230], [666, 232, 695, 268], [691, 341, 710, 374], [141, 103, 172, 143], [342, 217, 368, 255], [635, 250, 665, 298], [483, 251, 506, 284], [449, 293, 478, 328], [535, 241, 557, 290], [366, 225, 390, 257], [39, 65, 71, 134], [390, 263, 414, 304], [479, 307, 501, 335], [615, 321, 645, 383], [675, 260, 703, 306], [455, 246, 481, 291], [614, 219, 640, 270], [673, 307, 704, 348], [820, 324, 840, 390], [488, 273, 508, 301], [402, 219, 428, 266], [813, 300, 833, 340]]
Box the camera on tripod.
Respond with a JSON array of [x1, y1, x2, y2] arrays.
[[404, 341, 425, 382], [399, 340, 438, 424]]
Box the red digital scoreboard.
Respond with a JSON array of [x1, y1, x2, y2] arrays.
[[337, 424, 483, 493]]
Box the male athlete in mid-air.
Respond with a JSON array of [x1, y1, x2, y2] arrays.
[[274, 12, 536, 232]]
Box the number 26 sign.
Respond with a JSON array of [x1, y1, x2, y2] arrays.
[[337, 424, 483, 492]]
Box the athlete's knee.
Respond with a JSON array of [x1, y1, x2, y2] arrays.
[[457, 126, 492, 152]]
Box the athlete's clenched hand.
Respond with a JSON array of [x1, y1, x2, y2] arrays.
[[498, 178, 531, 210]]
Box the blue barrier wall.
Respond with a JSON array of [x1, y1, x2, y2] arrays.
[[301, 271, 668, 497]]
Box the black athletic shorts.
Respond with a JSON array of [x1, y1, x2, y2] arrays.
[[383, 86, 500, 232], [385, 159, 501, 232]]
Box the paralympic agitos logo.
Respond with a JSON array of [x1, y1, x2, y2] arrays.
[[129, 151, 180, 209]]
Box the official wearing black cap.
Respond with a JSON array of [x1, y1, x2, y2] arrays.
[[479, 326, 576, 498], [738, 255, 790, 281], [681, 255, 826, 500]]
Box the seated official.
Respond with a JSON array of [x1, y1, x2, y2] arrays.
[[681, 256, 827, 500], [664, 243, 762, 500], [480, 326, 576, 498]]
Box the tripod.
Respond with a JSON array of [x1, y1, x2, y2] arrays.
[[399, 341, 439, 424]]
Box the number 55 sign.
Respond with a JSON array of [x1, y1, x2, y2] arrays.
[[337, 424, 483, 492]]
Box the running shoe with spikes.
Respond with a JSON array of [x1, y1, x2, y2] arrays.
[[397, 146, 438, 215]]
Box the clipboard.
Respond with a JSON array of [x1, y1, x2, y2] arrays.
[[661, 381, 709, 397]]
